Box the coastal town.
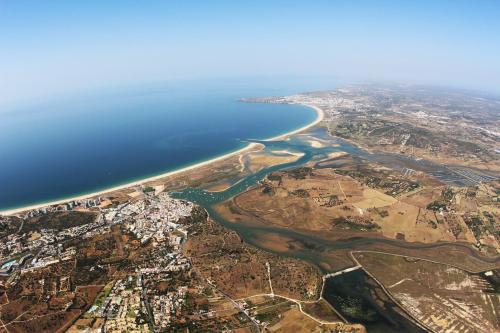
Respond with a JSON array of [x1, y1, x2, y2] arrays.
[[0, 190, 200, 331]]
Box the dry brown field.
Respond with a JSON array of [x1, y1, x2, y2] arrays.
[[355, 252, 499, 333]]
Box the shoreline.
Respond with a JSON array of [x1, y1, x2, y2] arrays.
[[0, 104, 324, 216], [265, 104, 324, 141]]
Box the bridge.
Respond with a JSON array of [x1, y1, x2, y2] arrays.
[[324, 265, 362, 279]]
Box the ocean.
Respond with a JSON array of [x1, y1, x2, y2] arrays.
[[0, 79, 322, 211]]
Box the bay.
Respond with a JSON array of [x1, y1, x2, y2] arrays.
[[0, 79, 321, 211]]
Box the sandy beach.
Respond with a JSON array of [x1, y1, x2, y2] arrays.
[[265, 104, 324, 141], [0, 104, 324, 216]]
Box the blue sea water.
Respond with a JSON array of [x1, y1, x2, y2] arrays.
[[0, 79, 325, 211]]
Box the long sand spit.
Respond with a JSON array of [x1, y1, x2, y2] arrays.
[[1, 104, 324, 216]]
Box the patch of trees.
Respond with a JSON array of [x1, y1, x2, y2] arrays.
[[286, 167, 313, 179], [292, 189, 309, 198]]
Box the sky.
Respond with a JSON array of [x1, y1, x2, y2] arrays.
[[1, 0, 499, 106]]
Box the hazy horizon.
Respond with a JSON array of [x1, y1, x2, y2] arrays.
[[1, 0, 500, 106]]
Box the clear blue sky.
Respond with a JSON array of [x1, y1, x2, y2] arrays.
[[1, 0, 499, 105]]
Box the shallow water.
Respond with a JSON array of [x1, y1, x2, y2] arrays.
[[323, 271, 425, 332]]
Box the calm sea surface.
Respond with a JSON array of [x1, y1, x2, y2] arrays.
[[0, 79, 320, 210]]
